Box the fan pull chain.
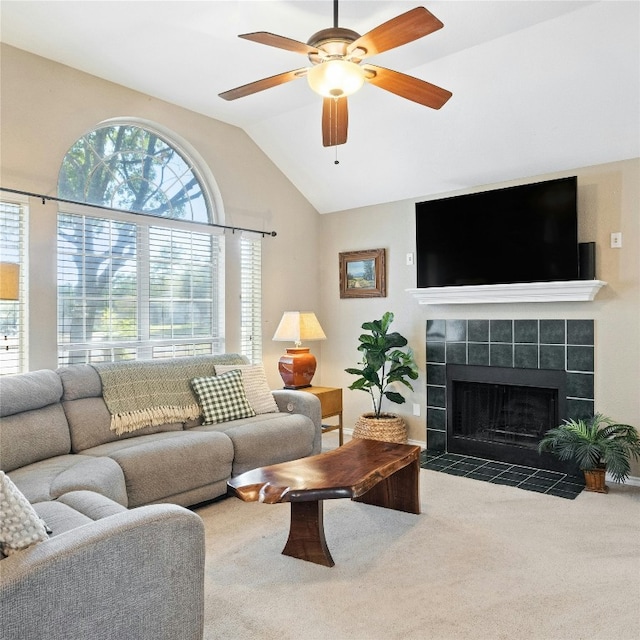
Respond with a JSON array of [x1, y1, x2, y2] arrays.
[[334, 145, 339, 165]]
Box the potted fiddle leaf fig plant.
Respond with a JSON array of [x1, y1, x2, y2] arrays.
[[538, 413, 640, 493], [345, 312, 418, 444]]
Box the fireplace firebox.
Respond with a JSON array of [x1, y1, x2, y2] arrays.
[[446, 364, 571, 471]]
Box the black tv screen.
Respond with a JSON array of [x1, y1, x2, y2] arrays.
[[415, 176, 579, 288]]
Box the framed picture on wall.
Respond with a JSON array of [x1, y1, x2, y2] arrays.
[[339, 248, 386, 298]]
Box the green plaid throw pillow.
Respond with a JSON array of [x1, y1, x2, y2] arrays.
[[190, 370, 256, 424]]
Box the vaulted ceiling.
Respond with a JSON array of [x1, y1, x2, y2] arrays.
[[1, 1, 638, 213]]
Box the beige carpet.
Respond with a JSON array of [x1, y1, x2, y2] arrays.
[[197, 469, 640, 640]]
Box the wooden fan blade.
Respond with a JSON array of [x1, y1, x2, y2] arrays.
[[322, 97, 348, 147], [239, 32, 319, 56], [219, 68, 308, 101], [363, 64, 452, 109], [347, 7, 443, 59]]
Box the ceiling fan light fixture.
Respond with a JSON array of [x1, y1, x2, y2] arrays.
[[307, 59, 364, 98]]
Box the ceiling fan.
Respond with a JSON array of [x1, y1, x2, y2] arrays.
[[219, 1, 452, 147]]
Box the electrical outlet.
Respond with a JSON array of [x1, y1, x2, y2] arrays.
[[406, 252, 414, 266], [610, 232, 622, 248], [412, 403, 421, 416]]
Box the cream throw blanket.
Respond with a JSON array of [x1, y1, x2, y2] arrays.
[[93, 358, 220, 435]]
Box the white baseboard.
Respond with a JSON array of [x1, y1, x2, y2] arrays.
[[607, 472, 640, 487]]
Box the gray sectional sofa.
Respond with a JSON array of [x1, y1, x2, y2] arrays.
[[0, 354, 321, 640]]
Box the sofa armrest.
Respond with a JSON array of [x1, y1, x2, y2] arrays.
[[272, 390, 323, 454], [0, 504, 205, 640]]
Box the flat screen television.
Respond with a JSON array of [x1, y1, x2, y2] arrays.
[[415, 176, 579, 288]]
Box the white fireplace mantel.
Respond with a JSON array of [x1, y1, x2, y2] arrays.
[[407, 280, 607, 305]]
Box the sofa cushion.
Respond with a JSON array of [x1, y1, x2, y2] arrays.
[[31, 491, 128, 537], [0, 471, 49, 556], [81, 431, 234, 508], [31, 500, 94, 537], [191, 370, 255, 424], [0, 404, 72, 473], [215, 364, 279, 415], [7, 455, 128, 507], [0, 369, 62, 416], [0, 370, 71, 472], [62, 396, 184, 453], [193, 412, 315, 476]]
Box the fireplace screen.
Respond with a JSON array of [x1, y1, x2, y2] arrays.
[[451, 381, 557, 449], [445, 364, 568, 468]]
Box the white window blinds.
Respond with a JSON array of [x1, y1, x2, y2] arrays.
[[57, 211, 224, 364], [0, 198, 28, 375], [240, 236, 262, 364]]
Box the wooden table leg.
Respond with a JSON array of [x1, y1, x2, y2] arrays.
[[354, 456, 420, 514], [282, 500, 335, 567]]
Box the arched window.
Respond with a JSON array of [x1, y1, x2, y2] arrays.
[[58, 123, 212, 222], [56, 122, 226, 364]]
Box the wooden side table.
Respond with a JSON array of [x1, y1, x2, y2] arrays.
[[301, 386, 343, 446]]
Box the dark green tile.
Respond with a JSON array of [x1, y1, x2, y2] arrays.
[[468, 343, 489, 366], [509, 465, 537, 475], [546, 486, 582, 499], [427, 407, 446, 429], [499, 470, 530, 482], [427, 363, 446, 385], [567, 372, 594, 400], [540, 345, 565, 370], [514, 320, 538, 343], [468, 320, 489, 343], [437, 453, 467, 463], [423, 459, 451, 470], [532, 470, 565, 481], [514, 344, 538, 368], [427, 342, 445, 363], [450, 461, 480, 472], [482, 461, 511, 472], [567, 345, 594, 372], [467, 469, 498, 481], [567, 399, 594, 420], [443, 466, 470, 477], [427, 385, 446, 408], [446, 342, 467, 364], [518, 482, 551, 494], [427, 319, 446, 341], [426, 428, 446, 451], [490, 320, 513, 343], [519, 476, 558, 490], [446, 320, 467, 341], [567, 320, 594, 346], [540, 320, 566, 344], [490, 344, 513, 367]]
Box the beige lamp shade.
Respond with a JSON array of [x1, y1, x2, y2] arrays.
[[0, 262, 20, 301], [272, 312, 327, 346], [272, 312, 326, 389]]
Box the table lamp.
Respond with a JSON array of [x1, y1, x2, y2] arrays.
[[272, 311, 326, 388]]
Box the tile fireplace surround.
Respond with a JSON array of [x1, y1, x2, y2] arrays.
[[426, 319, 595, 453]]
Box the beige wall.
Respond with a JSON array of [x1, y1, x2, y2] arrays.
[[2, 44, 639, 475], [0, 44, 321, 385], [317, 160, 640, 474]]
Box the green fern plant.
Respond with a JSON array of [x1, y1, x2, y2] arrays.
[[345, 312, 419, 419], [538, 414, 640, 483]]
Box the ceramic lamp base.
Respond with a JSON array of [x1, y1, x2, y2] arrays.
[[278, 347, 317, 389]]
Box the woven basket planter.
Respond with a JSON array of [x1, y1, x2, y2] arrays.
[[352, 413, 408, 444], [583, 466, 609, 493]]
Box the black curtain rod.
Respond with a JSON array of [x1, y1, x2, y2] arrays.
[[0, 187, 277, 238]]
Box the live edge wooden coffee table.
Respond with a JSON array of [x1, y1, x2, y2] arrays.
[[227, 438, 421, 567]]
